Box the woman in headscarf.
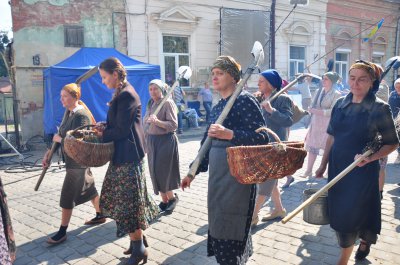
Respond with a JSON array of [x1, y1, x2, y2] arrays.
[[181, 56, 269, 264], [251, 70, 294, 225], [315, 60, 398, 264], [144, 79, 180, 213], [95, 57, 159, 265], [42, 83, 105, 245], [303, 72, 342, 177]]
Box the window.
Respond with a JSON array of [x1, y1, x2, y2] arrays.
[[335, 52, 349, 83], [162, 35, 190, 87], [64, 25, 84, 47], [289, 46, 305, 80]]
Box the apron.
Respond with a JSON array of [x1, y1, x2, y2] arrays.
[[208, 140, 254, 241], [328, 105, 381, 235]]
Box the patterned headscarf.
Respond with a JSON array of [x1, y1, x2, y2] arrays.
[[349, 60, 381, 94], [211, 56, 241, 83], [62, 83, 96, 124]]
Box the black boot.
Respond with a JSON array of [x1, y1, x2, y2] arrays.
[[124, 235, 149, 255], [355, 240, 371, 261], [165, 193, 179, 213], [127, 239, 148, 265]]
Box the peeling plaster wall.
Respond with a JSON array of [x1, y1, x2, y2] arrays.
[[10, 0, 127, 142]]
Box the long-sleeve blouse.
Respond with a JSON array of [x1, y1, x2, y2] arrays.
[[143, 98, 178, 135], [196, 91, 269, 174]]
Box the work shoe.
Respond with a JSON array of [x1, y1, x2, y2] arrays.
[[355, 240, 371, 261], [159, 201, 168, 212], [165, 194, 179, 213], [47, 234, 67, 245], [84, 215, 106, 225], [282, 176, 294, 189], [261, 209, 287, 221]]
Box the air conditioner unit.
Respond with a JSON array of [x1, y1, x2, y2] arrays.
[[290, 0, 309, 5]]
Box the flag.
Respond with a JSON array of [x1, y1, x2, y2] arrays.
[[363, 19, 384, 42]]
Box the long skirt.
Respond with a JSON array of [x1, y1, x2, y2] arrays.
[[100, 160, 159, 234], [146, 133, 180, 195], [60, 168, 98, 209], [207, 141, 255, 264], [305, 113, 330, 155], [0, 178, 15, 264]]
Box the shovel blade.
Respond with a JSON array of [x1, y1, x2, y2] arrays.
[[385, 56, 400, 69], [76, 66, 99, 85], [251, 41, 264, 68], [177, 66, 192, 80]]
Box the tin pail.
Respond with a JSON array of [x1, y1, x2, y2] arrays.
[[302, 188, 329, 225]]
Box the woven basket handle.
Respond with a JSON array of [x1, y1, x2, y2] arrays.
[[70, 124, 97, 135], [255, 127, 281, 143]]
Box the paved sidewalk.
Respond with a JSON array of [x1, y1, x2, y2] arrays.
[[0, 127, 399, 265]]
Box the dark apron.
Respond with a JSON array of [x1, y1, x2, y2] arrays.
[[328, 106, 381, 235], [208, 140, 254, 241]]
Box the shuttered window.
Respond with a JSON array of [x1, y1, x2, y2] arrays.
[[64, 25, 84, 47]]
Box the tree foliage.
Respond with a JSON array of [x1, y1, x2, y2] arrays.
[[0, 31, 11, 77]]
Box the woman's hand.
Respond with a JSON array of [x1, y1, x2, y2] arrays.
[[208, 124, 233, 140], [355, 154, 372, 167], [261, 100, 274, 113], [42, 150, 50, 168], [146, 114, 158, 124], [52, 134, 62, 143], [315, 165, 326, 178], [181, 176, 192, 191]]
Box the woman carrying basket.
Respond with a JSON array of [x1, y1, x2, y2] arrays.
[[43, 83, 105, 245], [95, 57, 158, 265], [251, 70, 294, 225], [144, 79, 180, 212], [181, 56, 269, 264], [315, 60, 399, 264]]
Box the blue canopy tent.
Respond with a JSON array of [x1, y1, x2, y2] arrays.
[[43, 47, 160, 134]]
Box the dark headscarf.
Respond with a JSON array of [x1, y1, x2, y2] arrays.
[[211, 56, 241, 83], [261, 69, 282, 90]]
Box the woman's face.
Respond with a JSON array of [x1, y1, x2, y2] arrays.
[[211, 68, 236, 92], [149, 84, 162, 101], [395, 83, 400, 95], [99, 68, 119, 89], [322, 75, 333, 89], [60, 89, 77, 110], [348, 68, 373, 98], [258, 76, 274, 95]]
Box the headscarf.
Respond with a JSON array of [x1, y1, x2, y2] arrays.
[[149, 79, 167, 96], [146, 79, 168, 111], [261, 69, 282, 90], [211, 56, 241, 83], [323, 72, 340, 85], [349, 60, 381, 94], [62, 83, 96, 124]]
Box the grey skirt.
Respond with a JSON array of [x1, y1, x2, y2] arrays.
[[60, 168, 98, 209], [146, 133, 180, 194]]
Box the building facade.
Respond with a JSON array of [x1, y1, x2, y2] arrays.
[[326, 0, 400, 84], [10, 0, 127, 142]]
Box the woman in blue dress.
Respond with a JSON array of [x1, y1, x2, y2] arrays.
[[315, 60, 399, 264], [181, 56, 269, 264]]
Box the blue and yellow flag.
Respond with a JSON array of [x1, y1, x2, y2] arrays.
[[363, 19, 384, 42]]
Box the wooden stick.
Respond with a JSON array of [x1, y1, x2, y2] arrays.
[[281, 149, 372, 224], [34, 141, 60, 191]]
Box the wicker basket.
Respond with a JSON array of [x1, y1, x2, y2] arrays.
[[227, 127, 307, 184], [64, 125, 114, 167]]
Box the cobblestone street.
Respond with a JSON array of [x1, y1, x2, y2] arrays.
[[1, 127, 399, 265]]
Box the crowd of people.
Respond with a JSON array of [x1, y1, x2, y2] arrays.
[[0, 55, 399, 265]]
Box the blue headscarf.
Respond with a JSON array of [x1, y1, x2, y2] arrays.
[[261, 69, 282, 91]]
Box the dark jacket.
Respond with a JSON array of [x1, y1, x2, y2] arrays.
[[58, 108, 92, 168], [262, 93, 294, 141], [103, 87, 146, 165]]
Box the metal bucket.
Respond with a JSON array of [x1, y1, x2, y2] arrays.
[[302, 188, 329, 225]]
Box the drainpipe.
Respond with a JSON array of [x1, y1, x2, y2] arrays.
[[394, 16, 400, 84], [270, 0, 276, 69]]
